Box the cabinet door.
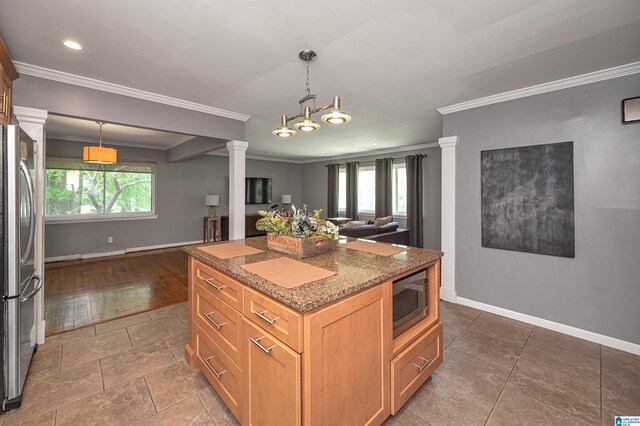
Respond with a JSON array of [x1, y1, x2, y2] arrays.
[[304, 283, 391, 426], [242, 318, 301, 426]]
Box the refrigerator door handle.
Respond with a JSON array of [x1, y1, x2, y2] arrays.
[[20, 275, 42, 303], [20, 159, 36, 267]]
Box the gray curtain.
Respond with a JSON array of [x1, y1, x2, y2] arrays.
[[326, 163, 340, 217], [345, 161, 359, 220], [375, 158, 393, 218], [405, 155, 424, 247]]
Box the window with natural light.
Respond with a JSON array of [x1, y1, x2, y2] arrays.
[[358, 165, 376, 214], [392, 163, 407, 216], [338, 167, 346, 212], [45, 157, 155, 221]]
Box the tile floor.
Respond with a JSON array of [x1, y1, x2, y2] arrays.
[[1, 300, 638, 425]]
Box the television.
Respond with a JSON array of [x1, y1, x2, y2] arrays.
[[245, 177, 272, 205]]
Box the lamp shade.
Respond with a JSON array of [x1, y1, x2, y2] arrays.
[[83, 146, 117, 164], [281, 194, 292, 204], [205, 195, 220, 206]]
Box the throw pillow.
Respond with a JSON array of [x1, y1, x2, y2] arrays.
[[373, 216, 393, 227], [344, 220, 366, 228]]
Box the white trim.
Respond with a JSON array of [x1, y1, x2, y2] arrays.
[[47, 134, 173, 151], [439, 135, 458, 305], [437, 61, 640, 115], [14, 61, 251, 122], [207, 150, 303, 164], [440, 287, 457, 304], [227, 140, 248, 240], [457, 297, 640, 356], [46, 214, 158, 225], [300, 142, 439, 164], [44, 239, 202, 262]]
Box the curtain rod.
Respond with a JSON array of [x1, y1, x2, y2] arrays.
[[325, 154, 427, 167]]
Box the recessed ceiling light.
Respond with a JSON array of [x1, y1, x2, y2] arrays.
[[63, 40, 83, 51], [373, 143, 378, 146]]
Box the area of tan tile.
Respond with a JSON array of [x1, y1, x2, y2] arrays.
[[435, 347, 512, 402], [55, 377, 156, 426], [450, 328, 522, 369], [136, 394, 214, 425], [506, 360, 601, 424], [601, 349, 640, 414], [44, 326, 95, 347], [486, 388, 588, 426], [466, 312, 533, 348], [94, 312, 151, 335], [382, 407, 432, 425], [440, 309, 475, 335], [144, 362, 210, 412], [127, 315, 187, 348], [404, 375, 494, 425], [100, 340, 175, 389], [602, 345, 640, 362], [60, 328, 132, 369], [2, 361, 103, 425], [198, 388, 240, 426], [28, 344, 61, 375], [16, 410, 56, 426], [164, 330, 189, 362], [148, 301, 188, 321]]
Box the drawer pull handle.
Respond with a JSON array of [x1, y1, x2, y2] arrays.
[[413, 357, 432, 372], [203, 312, 226, 329], [253, 310, 279, 325], [203, 356, 227, 379], [250, 336, 276, 354], [203, 277, 226, 291]]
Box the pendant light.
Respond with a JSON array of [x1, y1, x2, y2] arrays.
[[273, 50, 351, 137], [83, 121, 117, 164]]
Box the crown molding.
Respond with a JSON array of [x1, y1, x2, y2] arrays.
[[207, 150, 303, 164], [437, 61, 640, 115], [299, 142, 439, 164], [14, 61, 251, 122], [47, 134, 173, 151]]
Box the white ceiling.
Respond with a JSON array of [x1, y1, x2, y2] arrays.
[[2, 0, 640, 160], [47, 115, 194, 150]]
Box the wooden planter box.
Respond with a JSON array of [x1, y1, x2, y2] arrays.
[[267, 234, 335, 258]]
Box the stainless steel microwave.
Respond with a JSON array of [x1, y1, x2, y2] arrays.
[[392, 269, 428, 338]]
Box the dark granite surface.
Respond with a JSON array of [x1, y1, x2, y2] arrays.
[[184, 236, 443, 313]]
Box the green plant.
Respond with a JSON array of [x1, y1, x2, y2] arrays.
[[257, 204, 339, 239]]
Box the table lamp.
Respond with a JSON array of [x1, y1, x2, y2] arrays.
[[205, 194, 220, 217]]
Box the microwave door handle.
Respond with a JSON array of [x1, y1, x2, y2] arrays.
[[19, 159, 36, 267]]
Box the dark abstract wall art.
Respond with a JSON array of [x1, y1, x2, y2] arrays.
[[481, 141, 575, 258]]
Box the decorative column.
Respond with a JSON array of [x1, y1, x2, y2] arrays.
[[13, 106, 48, 344], [226, 140, 248, 240], [438, 136, 459, 303]]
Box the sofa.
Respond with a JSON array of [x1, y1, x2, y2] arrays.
[[338, 221, 410, 246]]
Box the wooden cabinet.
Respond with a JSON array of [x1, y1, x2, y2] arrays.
[[242, 318, 301, 426], [0, 37, 19, 127], [186, 255, 441, 426], [303, 284, 391, 426]]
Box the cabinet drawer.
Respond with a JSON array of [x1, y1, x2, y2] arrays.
[[195, 323, 243, 422], [244, 288, 303, 353], [391, 321, 442, 414], [194, 259, 243, 312], [194, 281, 242, 368]]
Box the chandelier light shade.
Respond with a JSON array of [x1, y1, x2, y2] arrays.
[[83, 121, 117, 164], [273, 50, 351, 138]]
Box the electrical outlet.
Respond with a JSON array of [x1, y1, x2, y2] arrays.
[[108, 236, 113, 243]]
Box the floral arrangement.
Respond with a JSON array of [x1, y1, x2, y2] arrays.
[[256, 204, 339, 239]]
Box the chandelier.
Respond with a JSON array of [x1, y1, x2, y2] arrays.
[[83, 121, 117, 164], [273, 50, 351, 137]]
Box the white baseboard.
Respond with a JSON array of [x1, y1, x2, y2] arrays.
[[456, 297, 640, 356], [45, 240, 202, 263], [37, 320, 46, 345], [440, 287, 457, 303]]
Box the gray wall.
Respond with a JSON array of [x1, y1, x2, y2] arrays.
[[443, 74, 640, 344], [45, 140, 301, 258], [13, 75, 245, 141], [300, 147, 442, 250]]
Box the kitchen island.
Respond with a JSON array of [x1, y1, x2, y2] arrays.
[[184, 237, 443, 425]]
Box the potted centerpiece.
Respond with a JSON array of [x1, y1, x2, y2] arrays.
[[256, 205, 339, 258]]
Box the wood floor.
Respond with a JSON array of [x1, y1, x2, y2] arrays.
[[44, 248, 189, 336]]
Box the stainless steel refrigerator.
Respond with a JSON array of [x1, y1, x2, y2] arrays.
[[1, 123, 42, 412]]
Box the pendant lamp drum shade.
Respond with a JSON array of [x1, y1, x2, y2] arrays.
[[83, 145, 117, 164]]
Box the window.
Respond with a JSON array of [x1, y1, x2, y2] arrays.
[[358, 165, 376, 214], [338, 166, 346, 212], [392, 163, 407, 216], [45, 157, 156, 221]]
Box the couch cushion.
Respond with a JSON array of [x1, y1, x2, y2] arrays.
[[373, 216, 393, 226], [344, 220, 366, 228], [338, 224, 378, 238], [376, 222, 399, 234]]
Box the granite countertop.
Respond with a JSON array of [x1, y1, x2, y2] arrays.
[[184, 236, 443, 313]]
